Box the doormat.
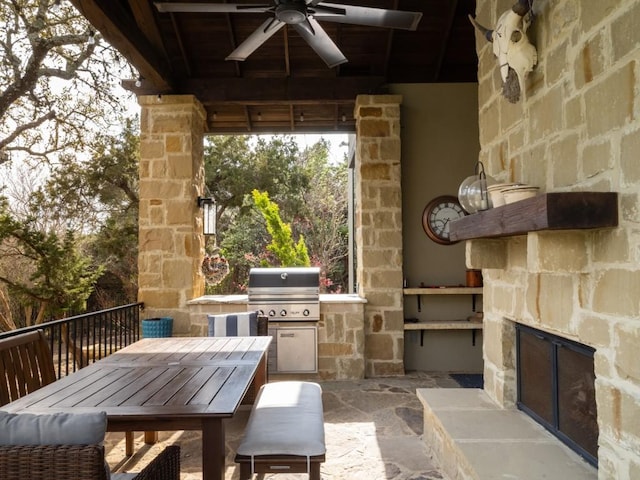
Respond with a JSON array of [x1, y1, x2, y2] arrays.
[[450, 374, 484, 389]]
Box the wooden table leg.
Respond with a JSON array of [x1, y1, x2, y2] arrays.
[[144, 431, 158, 444], [202, 417, 225, 480]]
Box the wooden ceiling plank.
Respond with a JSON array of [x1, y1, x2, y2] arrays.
[[433, 0, 459, 82], [69, 0, 173, 91], [225, 13, 242, 77], [169, 13, 192, 77]]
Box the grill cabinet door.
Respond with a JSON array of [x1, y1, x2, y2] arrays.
[[272, 326, 317, 373]]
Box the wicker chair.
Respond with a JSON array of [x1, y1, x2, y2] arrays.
[[0, 443, 180, 480]]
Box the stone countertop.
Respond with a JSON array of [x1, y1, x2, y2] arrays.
[[187, 294, 366, 305]]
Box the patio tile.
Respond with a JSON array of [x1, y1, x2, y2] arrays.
[[105, 372, 456, 479]]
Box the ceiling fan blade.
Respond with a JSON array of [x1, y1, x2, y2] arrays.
[[226, 18, 285, 62], [154, 2, 270, 13], [313, 3, 422, 30], [292, 18, 347, 68]]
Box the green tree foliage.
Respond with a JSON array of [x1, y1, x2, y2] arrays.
[[251, 190, 310, 267], [38, 120, 140, 306], [205, 135, 348, 293], [0, 0, 134, 163], [0, 198, 103, 328]]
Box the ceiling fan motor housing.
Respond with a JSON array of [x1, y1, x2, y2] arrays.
[[275, 1, 308, 24]]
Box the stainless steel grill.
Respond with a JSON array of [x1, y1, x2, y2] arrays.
[[247, 267, 320, 322], [247, 267, 320, 374]]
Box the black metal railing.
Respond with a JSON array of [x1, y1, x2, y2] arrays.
[[0, 303, 144, 379]]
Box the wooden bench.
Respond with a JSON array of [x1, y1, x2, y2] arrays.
[[235, 381, 326, 480]]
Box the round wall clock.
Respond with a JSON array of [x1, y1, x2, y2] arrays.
[[422, 195, 467, 245]]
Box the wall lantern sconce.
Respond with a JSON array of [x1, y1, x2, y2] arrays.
[[197, 196, 216, 235]]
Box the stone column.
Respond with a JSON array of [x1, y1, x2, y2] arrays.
[[354, 95, 404, 377], [137, 95, 206, 334]]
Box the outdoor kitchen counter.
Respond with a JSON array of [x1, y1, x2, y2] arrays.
[[188, 294, 367, 380], [187, 293, 366, 304]]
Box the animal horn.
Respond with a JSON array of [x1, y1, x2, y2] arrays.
[[468, 15, 493, 43], [512, 0, 532, 17]]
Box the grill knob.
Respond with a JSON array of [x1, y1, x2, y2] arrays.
[[280, 309, 287, 317], [268, 309, 276, 317], [303, 309, 310, 316]]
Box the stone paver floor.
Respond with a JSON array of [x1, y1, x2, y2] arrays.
[[105, 372, 461, 479]]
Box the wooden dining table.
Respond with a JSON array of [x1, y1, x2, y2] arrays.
[[2, 335, 271, 480]]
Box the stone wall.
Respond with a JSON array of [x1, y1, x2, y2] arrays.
[[470, 1, 640, 477], [138, 95, 207, 333], [354, 95, 405, 377]]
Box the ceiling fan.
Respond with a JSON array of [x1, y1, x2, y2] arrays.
[[154, 1, 422, 68]]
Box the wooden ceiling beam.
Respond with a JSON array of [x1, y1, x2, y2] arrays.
[[69, 0, 173, 91], [182, 77, 386, 104]]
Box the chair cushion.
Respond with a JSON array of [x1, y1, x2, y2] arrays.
[[236, 381, 326, 457], [0, 411, 107, 446], [208, 311, 258, 336]]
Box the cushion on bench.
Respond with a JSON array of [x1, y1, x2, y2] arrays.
[[207, 311, 258, 337], [236, 381, 325, 458]]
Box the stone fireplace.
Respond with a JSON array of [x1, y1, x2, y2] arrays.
[[460, 1, 640, 478]]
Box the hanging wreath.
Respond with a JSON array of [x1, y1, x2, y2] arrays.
[[201, 253, 229, 286]]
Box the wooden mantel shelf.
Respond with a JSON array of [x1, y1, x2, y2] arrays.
[[449, 192, 618, 241]]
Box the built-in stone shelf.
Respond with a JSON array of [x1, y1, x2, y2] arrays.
[[449, 192, 618, 241]]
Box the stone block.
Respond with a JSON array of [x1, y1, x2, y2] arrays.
[[140, 140, 164, 159], [545, 39, 568, 86], [365, 333, 394, 360], [138, 289, 180, 308], [574, 32, 605, 89], [360, 162, 391, 180], [529, 85, 564, 142], [372, 360, 404, 377], [576, 314, 611, 348], [368, 270, 403, 289], [167, 153, 196, 178], [466, 239, 507, 269], [593, 269, 640, 316], [615, 323, 640, 382], [585, 62, 635, 137], [139, 227, 175, 252], [318, 342, 354, 357], [358, 106, 382, 118], [564, 95, 584, 131], [592, 229, 630, 263], [611, 1, 640, 61], [528, 231, 587, 272], [162, 258, 194, 288], [583, 140, 611, 178], [359, 119, 390, 137], [550, 134, 579, 187], [526, 273, 575, 332], [621, 127, 640, 185]]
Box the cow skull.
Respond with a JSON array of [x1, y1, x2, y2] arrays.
[[469, 0, 537, 103]]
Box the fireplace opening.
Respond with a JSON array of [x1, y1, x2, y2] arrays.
[[516, 324, 598, 466]]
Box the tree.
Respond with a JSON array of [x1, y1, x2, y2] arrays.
[[295, 139, 349, 291], [0, 0, 135, 164], [0, 197, 103, 328], [252, 190, 310, 267], [205, 135, 348, 293], [37, 120, 141, 306]]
